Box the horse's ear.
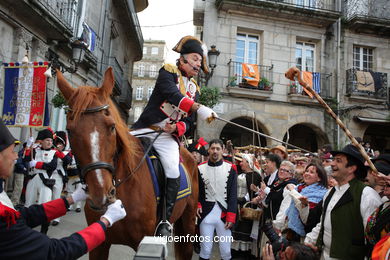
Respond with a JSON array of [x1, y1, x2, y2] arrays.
[[100, 67, 115, 97], [56, 69, 75, 101]]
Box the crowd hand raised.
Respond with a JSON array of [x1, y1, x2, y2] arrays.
[[101, 199, 127, 227], [29, 160, 37, 168], [71, 185, 88, 203], [26, 136, 35, 147], [197, 105, 218, 122]]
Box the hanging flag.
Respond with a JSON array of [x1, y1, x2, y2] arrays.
[[312, 72, 321, 94], [81, 22, 96, 52], [2, 62, 50, 127]]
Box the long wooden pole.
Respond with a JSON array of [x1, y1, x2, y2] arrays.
[[285, 67, 378, 175], [214, 116, 311, 153]]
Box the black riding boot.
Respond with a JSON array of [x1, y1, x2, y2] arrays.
[[155, 177, 180, 236]]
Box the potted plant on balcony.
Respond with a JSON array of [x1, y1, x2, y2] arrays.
[[289, 82, 298, 94], [228, 75, 237, 87], [259, 77, 271, 90]]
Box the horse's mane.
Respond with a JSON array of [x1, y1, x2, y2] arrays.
[[69, 86, 140, 172]]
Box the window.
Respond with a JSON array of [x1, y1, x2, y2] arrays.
[[235, 33, 259, 64], [149, 65, 157, 77], [136, 87, 143, 100], [353, 46, 373, 70], [134, 106, 143, 122], [151, 47, 159, 55], [295, 0, 315, 8], [143, 47, 147, 55], [138, 64, 145, 77], [147, 86, 154, 100], [296, 42, 315, 72]]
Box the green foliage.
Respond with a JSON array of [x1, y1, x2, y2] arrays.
[[259, 77, 270, 86], [198, 86, 221, 108], [51, 91, 68, 108]]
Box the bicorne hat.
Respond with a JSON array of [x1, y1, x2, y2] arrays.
[[173, 36, 209, 74], [0, 120, 19, 152]]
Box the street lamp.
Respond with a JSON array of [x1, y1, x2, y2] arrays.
[[205, 45, 220, 86], [48, 38, 87, 74]]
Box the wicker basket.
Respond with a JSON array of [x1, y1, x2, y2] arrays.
[[240, 202, 263, 221]]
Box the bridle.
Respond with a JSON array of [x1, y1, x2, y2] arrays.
[[66, 104, 116, 183], [66, 103, 160, 189]]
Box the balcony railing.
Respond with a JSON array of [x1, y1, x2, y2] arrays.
[[227, 60, 274, 91], [260, 0, 338, 12], [344, 0, 390, 21], [36, 0, 79, 32], [288, 72, 332, 98], [346, 68, 388, 101]]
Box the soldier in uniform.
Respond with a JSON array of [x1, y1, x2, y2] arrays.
[[131, 36, 217, 236], [66, 154, 82, 212], [0, 120, 127, 260], [24, 128, 57, 233], [196, 139, 237, 260], [51, 131, 73, 226]]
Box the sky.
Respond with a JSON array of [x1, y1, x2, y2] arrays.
[[137, 0, 195, 63]]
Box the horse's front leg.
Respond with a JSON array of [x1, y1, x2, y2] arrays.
[[89, 242, 111, 260]]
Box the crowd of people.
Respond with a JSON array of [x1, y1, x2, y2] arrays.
[[189, 138, 390, 260]]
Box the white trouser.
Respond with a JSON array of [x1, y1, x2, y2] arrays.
[[51, 171, 64, 222], [25, 174, 52, 207], [200, 203, 232, 260], [11, 174, 24, 205], [67, 176, 82, 210], [130, 128, 180, 178]]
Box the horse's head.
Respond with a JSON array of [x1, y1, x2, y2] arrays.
[[57, 68, 120, 210]]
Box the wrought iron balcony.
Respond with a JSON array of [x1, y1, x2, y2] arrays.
[[226, 60, 274, 100], [216, 0, 340, 27], [288, 72, 332, 97], [346, 68, 388, 103], [344, 0, 390, 36]]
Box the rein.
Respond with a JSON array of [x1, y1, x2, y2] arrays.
[[67, 104, 163, 188]]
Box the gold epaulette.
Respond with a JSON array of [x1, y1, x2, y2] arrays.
[[163, 64, 179, 74]]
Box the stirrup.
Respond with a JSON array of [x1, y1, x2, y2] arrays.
[[154, 220, 173, 237]]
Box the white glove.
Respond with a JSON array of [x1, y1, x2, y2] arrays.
[[197, 105, 218, 121], [26, 136, 35, 147], [71, 185, 88, 203], [101, 200, 126, 227], [29, 160, 37, 168]]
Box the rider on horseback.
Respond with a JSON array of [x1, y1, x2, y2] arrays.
[[131, 36, 217, 236]]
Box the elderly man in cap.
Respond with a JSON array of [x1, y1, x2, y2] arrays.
[[131, 35, 218, 236], [0, 120, 127, 260], [305, 144, 382, 260]]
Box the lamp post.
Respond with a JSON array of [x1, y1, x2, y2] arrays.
[[205, 45, 220, 86], [48, 38, 87, 74]]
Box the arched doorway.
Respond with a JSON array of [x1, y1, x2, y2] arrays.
[[220, 117, 267, 147], [363, 124, 390, 153], [283, 123, 328, 152]]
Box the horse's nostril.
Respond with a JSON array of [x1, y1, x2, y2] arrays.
[[110, 188, 116, 196]]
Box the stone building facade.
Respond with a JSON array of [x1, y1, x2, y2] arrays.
[[129, 40, 167, 124], [0, 0, 147, 142], [194, 0, 390, 152]]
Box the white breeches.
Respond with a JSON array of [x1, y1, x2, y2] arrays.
[[25, 174, 52, 207], [67, 176, 82, 209], [130, 128, 180, 178], [200, 204, 232, 260], [51, 172, 64, 222]]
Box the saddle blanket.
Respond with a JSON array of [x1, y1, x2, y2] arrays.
[[146, 155, 191, 201]]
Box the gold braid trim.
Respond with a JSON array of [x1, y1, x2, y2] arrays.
[[163, 63, 201, 95]]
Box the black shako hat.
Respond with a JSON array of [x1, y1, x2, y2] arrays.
[[54, 131, 67, 146], [372, 154, 390, 165], [37, 128, 54, 141], [188, 137, 208, 157], [0, 120, 19, 152], [172, 35, 209, 74], [330, 144, 367, 179]]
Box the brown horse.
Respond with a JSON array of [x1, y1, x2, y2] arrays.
[[56, 68, 198, 260]]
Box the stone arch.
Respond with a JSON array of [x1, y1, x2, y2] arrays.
[[219, 114, 270, 147], [283, 122, 329, 152]]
